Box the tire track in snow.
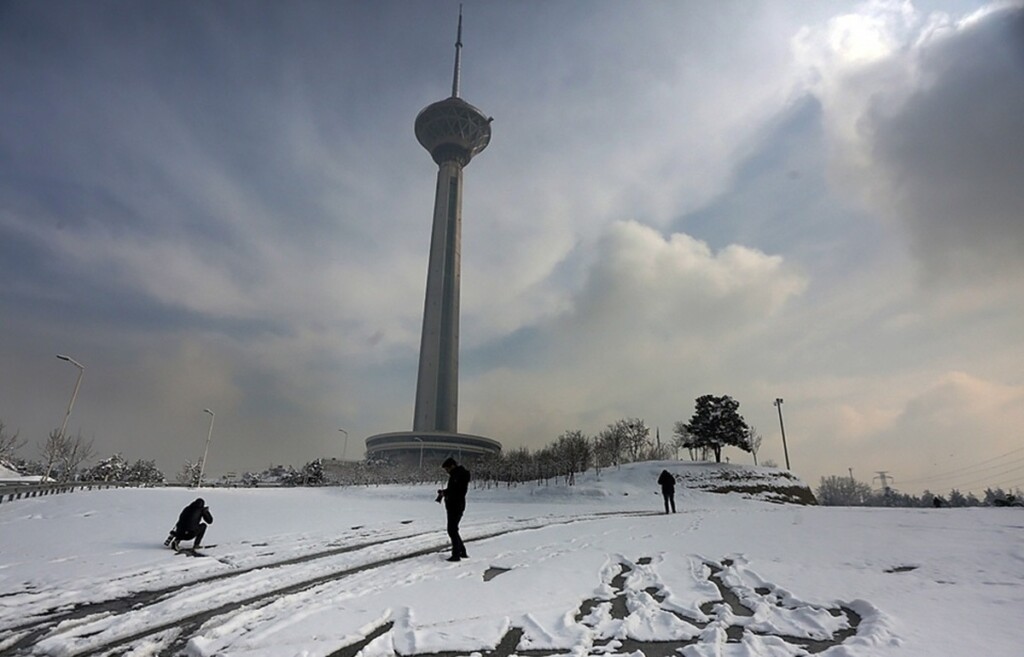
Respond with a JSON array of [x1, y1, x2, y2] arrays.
[[1, 525, 440, 653], [3, 509, 662, 657]]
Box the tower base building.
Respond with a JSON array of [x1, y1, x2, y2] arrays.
[[364, 431, 501, 467]]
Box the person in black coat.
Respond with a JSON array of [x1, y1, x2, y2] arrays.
[[437, 457, 470, 562], [165, 497, 213, 550], [657, 469, 676, 514]]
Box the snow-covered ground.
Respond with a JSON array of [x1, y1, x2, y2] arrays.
[[1, 462, 1021, 657], [0, 463, 41, 483]]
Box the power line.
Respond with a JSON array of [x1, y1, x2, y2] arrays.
[[950, 462, 1024, 492], [994, 477, 1023, 491], [899, 446, 1024, 485], [901, 455, 1024, 489], [901, 448, 1024, 484]]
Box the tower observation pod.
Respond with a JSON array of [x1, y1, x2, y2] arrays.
[[364, 8, 501, 466]]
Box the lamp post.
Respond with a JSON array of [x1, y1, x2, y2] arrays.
[[197, 408, 215, 488], [773, 398, 791, 470], [338, 428, 349, 461], [55, 354, 85, 440], [412, 436, 424, 469], [49, 354, 85, 482]]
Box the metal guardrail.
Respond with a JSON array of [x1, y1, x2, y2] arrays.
[[0, 481, 127, 504]]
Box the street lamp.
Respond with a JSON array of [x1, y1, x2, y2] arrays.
[[412, 436, 424, 469], [55, 354, 85, 439], [338, 428, 349, 461], [49, 354, 85, 482], [773, 398, 791, 470], [197, 408, 215, 488]]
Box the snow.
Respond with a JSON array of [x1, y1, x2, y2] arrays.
[[1, 461, 1022, 656], [0, 464, 39, 482], [0, 463, 46, 484]]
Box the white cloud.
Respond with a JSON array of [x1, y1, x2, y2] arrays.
[[567, 221, 806, 338], [463, 221, 807, 445]]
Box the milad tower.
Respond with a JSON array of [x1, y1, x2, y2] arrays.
[[364, 10, 502, 465]]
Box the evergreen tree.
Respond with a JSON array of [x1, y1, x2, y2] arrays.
[[176, 460, 202, 487], [124, 459, 165, 484], [85, 453, 128, 481], [301, 459, 324, 486], [682, 395, 751, 463], [241, 471, 261, 487]]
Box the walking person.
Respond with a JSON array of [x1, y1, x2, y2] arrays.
[[657, 469, 676, 514], [165, 497, 213, 550], [436, 457, 470, 561]]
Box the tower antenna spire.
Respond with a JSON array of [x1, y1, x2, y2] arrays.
[[451, 5, 463, 98]]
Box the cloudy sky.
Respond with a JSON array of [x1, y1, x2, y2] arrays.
[[2, 0, 1022, 493]]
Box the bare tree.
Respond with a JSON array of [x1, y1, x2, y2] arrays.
[[502, 448, 533, 486], [643, 441, 673, 461], [816, 475, 872, 506], [674, 422, 714, 461], [619, 418, 650, 462], [0, 420, 26, 468], [40, 429, 65, 482], [534, 446, 558, 485], [595, 427, 622, 469], [639, 427, 672, 461], [746, 425, 764, 466], [40, 429, 95, 483], [553, 430, 591, 485], [59, 431, 94, 482], [672, 422, 694, 459]]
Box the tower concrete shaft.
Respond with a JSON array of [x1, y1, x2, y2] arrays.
[[413, 159, 465, 432], [411, 8, 491, 434]]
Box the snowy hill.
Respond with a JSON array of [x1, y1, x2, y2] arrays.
[[568, 461, 816, 505], [468, 461, 816, 507], [0, 462, 37, 483]]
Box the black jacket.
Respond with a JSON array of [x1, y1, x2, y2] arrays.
[[657, 470, 675, 492], [443, 465, 471, 506], [176, 498, 213, 534]]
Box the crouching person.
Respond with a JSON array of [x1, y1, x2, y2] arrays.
[[165, 498, 213, 550]]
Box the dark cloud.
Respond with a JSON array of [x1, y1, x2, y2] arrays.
[[862, 6, 1024, 282]]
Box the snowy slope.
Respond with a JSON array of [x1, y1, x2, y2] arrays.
[[0, 463, 27, 481], [1, 462, 1021, 656]]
